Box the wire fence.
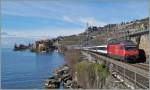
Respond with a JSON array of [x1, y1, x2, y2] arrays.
[[111, 63, 149, 89]]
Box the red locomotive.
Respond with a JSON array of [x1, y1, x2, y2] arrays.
[[83, 39, 140, 62], [107, 39, 139, 62]]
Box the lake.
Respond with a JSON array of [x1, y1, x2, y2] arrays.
[[1, 48, 65, 89]]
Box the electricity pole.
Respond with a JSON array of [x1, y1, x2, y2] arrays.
[[86, 22, 89, 46]]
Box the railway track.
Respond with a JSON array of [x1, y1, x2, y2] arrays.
[[89, 51, 149, 71], [131, 63, 149, 71], [83, 50, 149, 89]]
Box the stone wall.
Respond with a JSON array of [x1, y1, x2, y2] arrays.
[[139, 34, 149, 58], [131, 34, 149, 63]]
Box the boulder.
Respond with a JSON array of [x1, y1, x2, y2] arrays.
[[45, 76, 61, 89]]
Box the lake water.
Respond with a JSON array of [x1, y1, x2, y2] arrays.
[[1, 48, 65, 89]]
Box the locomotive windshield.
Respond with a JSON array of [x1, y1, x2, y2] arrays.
[[125, 46, 137, 50]]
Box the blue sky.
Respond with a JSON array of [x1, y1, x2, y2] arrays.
[[1, 0, 149, 39]]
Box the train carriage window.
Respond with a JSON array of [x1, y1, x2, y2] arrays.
[[99, 47, 106, 50], [125, 46, 137, 50], [91, 47, 97, 50]]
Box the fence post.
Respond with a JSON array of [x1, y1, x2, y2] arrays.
[[123, 65, 125, 81], [134, 72, 136, 89]]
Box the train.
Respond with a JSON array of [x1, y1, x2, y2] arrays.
[[83, 39, 139, 62]]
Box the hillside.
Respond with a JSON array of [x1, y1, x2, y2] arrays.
[[58, 17, 149, 46]]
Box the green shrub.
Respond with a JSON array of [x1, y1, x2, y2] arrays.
[[75, 61, 110, 88]]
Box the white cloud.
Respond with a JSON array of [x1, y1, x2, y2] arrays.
[[62, 16, 75, 23], [3, 27, 85, 39], [62, 16, 107, 26], [78, 17, 107, 26], [2, 1, 107, 26]]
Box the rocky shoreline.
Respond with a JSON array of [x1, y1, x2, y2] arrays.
[[13, 44, 33, 51], [44, 64, 81, 89]]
